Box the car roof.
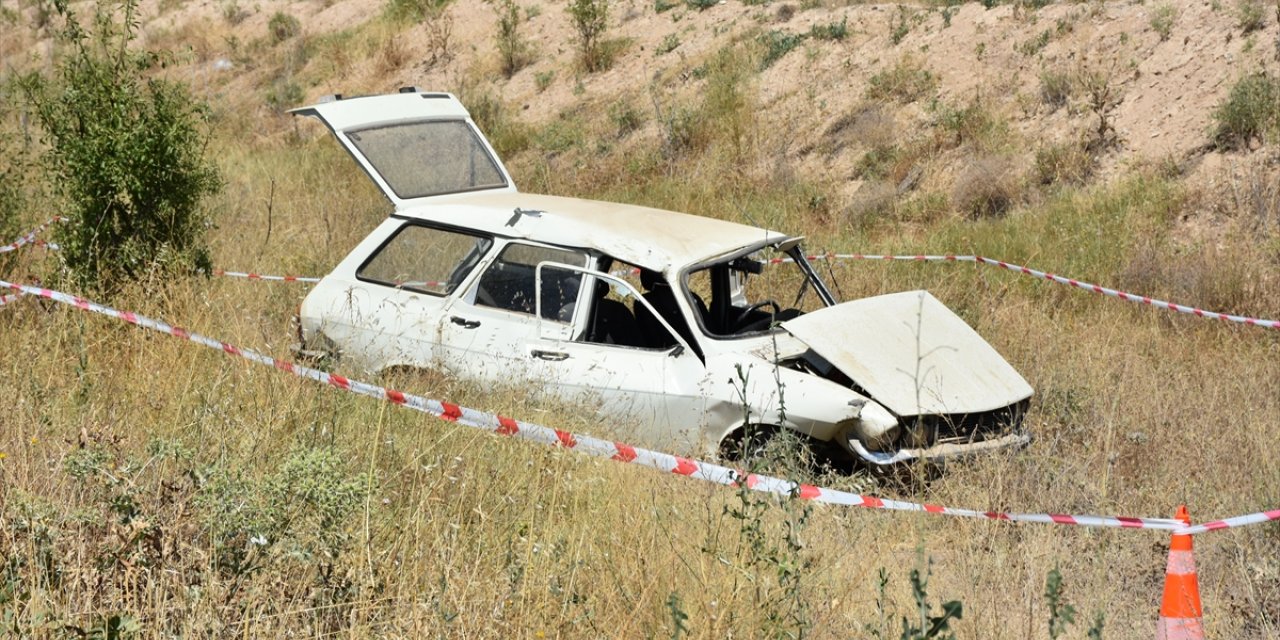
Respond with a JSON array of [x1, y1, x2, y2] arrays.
[[402, 191, 788, 272]]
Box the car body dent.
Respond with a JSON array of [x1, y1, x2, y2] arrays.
[[781, 290, 1034, 417]]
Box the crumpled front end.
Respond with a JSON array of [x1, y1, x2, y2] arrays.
[[773, 290, 1034, 465]]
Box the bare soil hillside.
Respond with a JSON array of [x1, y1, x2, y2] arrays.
[[6, 0, 1279, 207]]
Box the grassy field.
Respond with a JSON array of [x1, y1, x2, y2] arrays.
[[3, 0, 1280, 637]]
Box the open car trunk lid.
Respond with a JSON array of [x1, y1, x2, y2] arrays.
[[291, 91, 516, 207], [782, 291, 1033, 417]]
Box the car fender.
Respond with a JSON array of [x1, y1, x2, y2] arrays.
[[701, 353, 883, 447]]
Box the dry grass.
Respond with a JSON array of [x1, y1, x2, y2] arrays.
[[3, 3, 1280, 639]]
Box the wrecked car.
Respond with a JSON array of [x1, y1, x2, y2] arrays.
[[292, 89, 1033, 465]]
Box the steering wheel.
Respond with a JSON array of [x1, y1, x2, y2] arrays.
[[731, 300, 780, 331]]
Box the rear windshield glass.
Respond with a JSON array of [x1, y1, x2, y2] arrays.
[[345, 120, 506, 199]]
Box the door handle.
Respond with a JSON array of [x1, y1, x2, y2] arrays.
[[531, 349, 570, 362], [450, 316, 480, 329]]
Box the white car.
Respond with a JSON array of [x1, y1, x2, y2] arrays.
[[292, 90, 1033, 465]]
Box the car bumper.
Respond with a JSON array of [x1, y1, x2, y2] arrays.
[[845, 431, 1032, 466]]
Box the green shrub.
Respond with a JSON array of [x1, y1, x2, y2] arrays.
[[0, 171, 21, 255], [568, 0, 613, 72], [220, 0, 248, 24], [265, 77, 304, 113], [890, 5, 913, 45], [491, 0, 531, 77], [1039, 66, 1074, 109], [933, 97, 1007, 150], [0, 130, 33, 272], [385, 0, 449, 22], [608, 100, 643, 137], [267, 11, 300, 43], [1212, 71, 1280, 149], [703, 45, 755, 155], [810, 16, 849, 41], [18, 0, 220, 292], [758, 30, 806, 69], [1034, 138, 1095, 186], [1150, 3, 1177, 40], [534, 70, 555, 92], [1235, 0, 1266, 32], [460, 91, 531, 157], [1015, 29, 1051, 57], [866, 56, 937, 103], [657, 32, 680, 54], [685, 0, 717, 9], [198, 447, 368, 583], [655, 0, 678, 12]]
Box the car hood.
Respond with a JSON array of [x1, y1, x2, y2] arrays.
[[781, 291, 1033, 417]]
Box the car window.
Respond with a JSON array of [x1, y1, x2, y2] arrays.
[[345, 120, 506, 199], [357, 224, 493, 295], [473, 243, 589, 321], [573, 275, 687, 352]]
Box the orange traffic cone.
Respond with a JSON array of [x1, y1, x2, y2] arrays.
[[1156, 505, 1204, 640]]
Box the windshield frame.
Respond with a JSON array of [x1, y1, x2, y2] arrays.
[[679, 237, 838, 341]]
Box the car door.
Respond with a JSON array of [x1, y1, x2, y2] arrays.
[[530, 265, 711, 451], [303, 220, 494, 373], [433, 240, 590, 384]]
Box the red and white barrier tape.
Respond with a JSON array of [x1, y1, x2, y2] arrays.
[[1180, 509, 1280, 535], [6, 276, 1276, 535], [0, 217, 64, 254], [213, 269, 320, 283], [0, 292, 22, 306], [786, 253, 1280, 330]]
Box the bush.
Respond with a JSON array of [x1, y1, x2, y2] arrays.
[[1039, 66, 1074, 109], [534, 70, 554, 92], [608, 100, 643, 137], [1235, 0, 1266, 32], [265, 77, 304, 113], [1034, 138, 1095, 186], [491, 0, 531, 77], [810, 16, 849, 41], [1150, 3, 1177, 41], [933, 97, 1008, 151], [953, 155, 1021, 218], [0, 170, 25, 272], [758, 29, 805, 69], [385, 0, 449, 22], [866, 56, 937, 103], [1211, 71, 1280, 150], [568, 0, 613, 72], [267, 11, 300, 43], [18, 0, 220, 292], [703, 45, 755, 155]]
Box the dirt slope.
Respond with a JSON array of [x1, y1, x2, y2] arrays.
[[3, 0, 1278, 227]]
